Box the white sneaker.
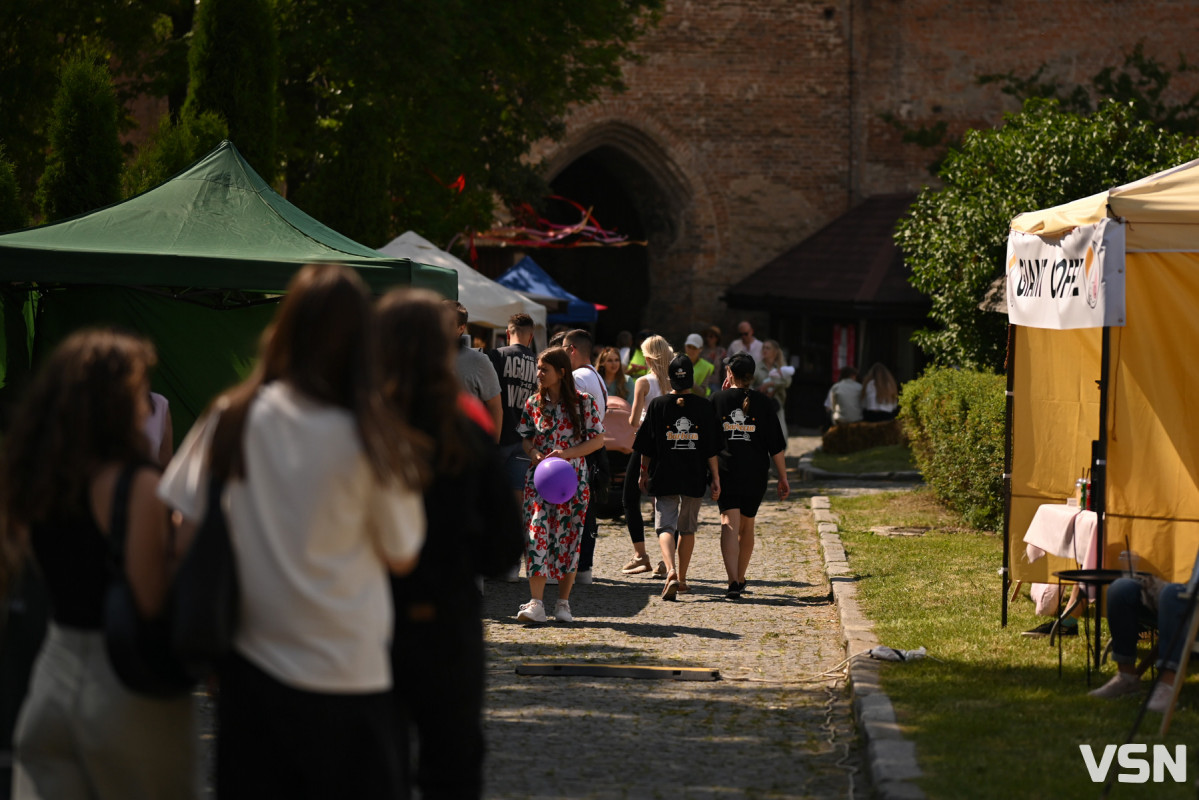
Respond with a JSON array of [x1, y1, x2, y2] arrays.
[[516, 600, 546, 623], [1088, 671, 1140, 699], [576, 569, 593, 585], [1147, 680, 1176, 713], [554, 599, 573, 622]]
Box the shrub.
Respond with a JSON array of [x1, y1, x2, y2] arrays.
[[900, 367, 1005, 529]]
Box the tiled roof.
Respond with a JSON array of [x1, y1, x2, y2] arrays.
[[724, 194, 929, 316]]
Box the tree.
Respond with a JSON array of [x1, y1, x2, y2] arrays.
[[896, 98, 1199, 371], [183, 0, 278, 179], [36, 54, 124, 223], [980, 43, 1199, 137], [275, 1, 661, 246], [122, 109, 229, 197], [0, 1, 187, 198], [0, 146, 26, 232]]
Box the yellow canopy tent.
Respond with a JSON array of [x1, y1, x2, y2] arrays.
[[1005, 158, 1199, 600]]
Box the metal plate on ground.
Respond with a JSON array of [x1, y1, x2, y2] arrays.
[[516, 663, 720, 681]]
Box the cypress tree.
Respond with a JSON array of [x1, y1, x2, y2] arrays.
[[183, 0, 278, 180], [35, 54, 123, 222], [290, 101, 391, 246]]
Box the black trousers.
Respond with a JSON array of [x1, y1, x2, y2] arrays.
[[622, 468, 646, 545], [392, 611, 485, 800], [216, 652, 400, 800]]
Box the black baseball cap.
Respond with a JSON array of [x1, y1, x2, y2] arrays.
[[668, 354, 694, 391], [725, 352, 755, 379]]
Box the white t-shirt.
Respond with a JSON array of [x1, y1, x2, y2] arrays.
[[572, 365, 607, 420], [143, 392, 170, 457], [159, 382, 426, 693], [727, 337, 764, 364]]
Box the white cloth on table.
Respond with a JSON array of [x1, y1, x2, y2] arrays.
[[1023, 504, 1099, 610]]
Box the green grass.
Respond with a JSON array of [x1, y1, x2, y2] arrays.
[[832, 489, 1198, 800], [810, 443, 916, 474]]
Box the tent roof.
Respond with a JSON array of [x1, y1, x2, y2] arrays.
[[377, 232, 546, 330], [1011, 157, 1199, 252], [724, 194, 928, 316], [0, 141, 456, 297], [497, 255, 599, 324]]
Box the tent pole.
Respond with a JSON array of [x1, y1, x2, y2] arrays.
[[1001, 324, 1016, 628], [1092, 325, 1112, 670]]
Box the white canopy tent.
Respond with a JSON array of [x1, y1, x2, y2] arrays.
[[378, 231, 547, 347]]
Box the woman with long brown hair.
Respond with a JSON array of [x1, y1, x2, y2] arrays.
[[860, 362, 899, 421], [595, 346, 634, 401], [516, 347, 605, 623], [5, 329, 199, 798], [159, 264, 426, 799], [376, 289, 523, 799]]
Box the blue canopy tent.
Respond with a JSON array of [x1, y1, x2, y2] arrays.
[[496, 255, 600, 325]]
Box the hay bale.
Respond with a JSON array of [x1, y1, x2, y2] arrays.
[[821, 419, 906, 455]]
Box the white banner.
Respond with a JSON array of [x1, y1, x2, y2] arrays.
[[1006, 218, 1126, 329]]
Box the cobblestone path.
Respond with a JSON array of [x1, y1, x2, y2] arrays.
[[480, 480, 868, 800]]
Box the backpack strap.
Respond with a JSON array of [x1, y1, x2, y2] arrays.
[[107, 461, 159, 573]]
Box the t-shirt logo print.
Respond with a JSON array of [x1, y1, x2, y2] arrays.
[[666, 416, 699, 450], [724, 408, 756, 441]]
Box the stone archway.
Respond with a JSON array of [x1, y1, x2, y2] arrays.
[[532, 120, 712, 344]]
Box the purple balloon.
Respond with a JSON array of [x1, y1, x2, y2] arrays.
[[533, 456, 578, 504]]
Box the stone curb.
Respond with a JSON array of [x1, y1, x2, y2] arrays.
[[814, 496, 926, 800]]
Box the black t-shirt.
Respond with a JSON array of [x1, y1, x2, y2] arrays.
[[710, 387, 786, 482], [632, 393, 721, 497], [488, 343, 537, 446]]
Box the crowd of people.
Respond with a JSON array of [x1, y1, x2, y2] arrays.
[[470, 321, 793, 610], [0, 299, 804, 799]]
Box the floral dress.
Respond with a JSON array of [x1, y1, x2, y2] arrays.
[[517, 390, 604, 579]]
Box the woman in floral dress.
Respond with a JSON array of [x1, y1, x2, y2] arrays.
[[516, 347, 605, 623]]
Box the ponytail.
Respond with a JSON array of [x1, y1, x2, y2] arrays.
[[741, 388, 751, 414]]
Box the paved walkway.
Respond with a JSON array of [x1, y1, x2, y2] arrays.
[[480, 447, 897, 800]]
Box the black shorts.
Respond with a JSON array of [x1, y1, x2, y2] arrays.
[[717, 470, 767, 518]]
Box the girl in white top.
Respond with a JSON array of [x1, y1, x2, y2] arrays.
[[619, 335, 673, 574], [159, 264, 426, 800]]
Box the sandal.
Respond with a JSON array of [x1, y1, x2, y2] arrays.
[[662, 573, 679, 601], [677, 582, 691, 594]]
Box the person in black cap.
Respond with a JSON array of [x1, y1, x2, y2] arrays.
[[632, 354, 721, 600], [711, 352, 790, 599]]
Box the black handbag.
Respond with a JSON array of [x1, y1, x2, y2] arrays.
[[104, 463, 194, 697], [170, 474, 239, 680], [586, 447, 611, 505]]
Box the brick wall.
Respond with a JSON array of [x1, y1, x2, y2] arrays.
[[531, 0, 1199, 342]]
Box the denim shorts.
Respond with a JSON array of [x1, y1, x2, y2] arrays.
[[500, 443, 531, 491]]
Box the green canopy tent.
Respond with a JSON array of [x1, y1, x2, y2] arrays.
[[0, 140, 456, 437]]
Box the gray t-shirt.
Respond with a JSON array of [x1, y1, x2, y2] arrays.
[[457, 339, 501, 404]]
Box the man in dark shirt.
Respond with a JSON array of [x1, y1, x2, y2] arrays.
[[488, 313, 538, 581], [488, 313, 538, 499]]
